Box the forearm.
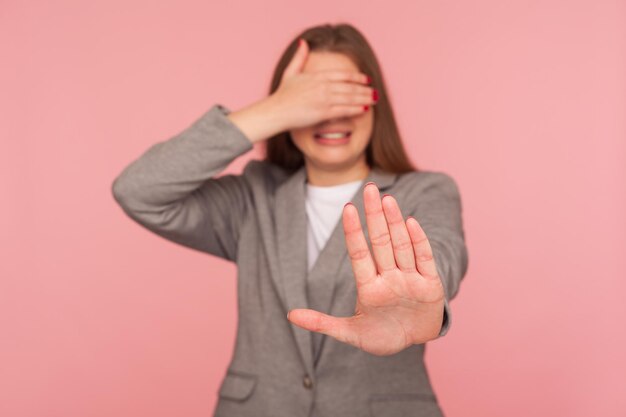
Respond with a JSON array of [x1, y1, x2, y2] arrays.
[[112, 103, 253, 210]]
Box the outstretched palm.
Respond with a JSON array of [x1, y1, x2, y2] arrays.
[[287, 182, 446, 356]]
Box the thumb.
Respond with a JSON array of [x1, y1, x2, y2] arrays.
[[288, 308, 359, 347], [282, 38, 309, 79]]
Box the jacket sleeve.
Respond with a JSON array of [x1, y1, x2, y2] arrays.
[[412, 172, 469, 338], [111, 103, 255, 262]]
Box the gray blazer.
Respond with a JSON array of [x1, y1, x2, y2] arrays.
[[111, 103, 469, 417]]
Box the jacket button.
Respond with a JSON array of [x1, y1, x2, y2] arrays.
[[302, 374, 313, 389]]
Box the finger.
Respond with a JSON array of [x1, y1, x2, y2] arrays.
[[326, 104, 371, 119], [328, 90, 377, 107], [363, 182, 397, 273], [406, 216, 439, 280], [328, 82, 375, 99], [327, 82, 377, 109], [287, 309, 360, 349], [282, 38, 309, 79], [316, 69, 371, 85], [343, 202, 377, 288], [381, 195, 417, 273]]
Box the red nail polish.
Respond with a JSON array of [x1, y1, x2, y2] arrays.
[[366, 75, 372, 84], [363, 105, 369, 111], [372, 89, 379, 102]]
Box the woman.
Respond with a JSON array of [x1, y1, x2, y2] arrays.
[[112, 23, 468, 417]]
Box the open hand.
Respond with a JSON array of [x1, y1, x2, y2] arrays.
[[287, 182, 445, 356], [270, 38, 376, 131]]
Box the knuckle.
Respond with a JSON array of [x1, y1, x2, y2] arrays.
[[348, 248, 370, 261], [415, 252, 434, 262], [398, 264, 417, 274], [412, 235, 429, 246], [392, 240, 413, 252], [310, 313, 322, 332], [370, 232, 391, 247]]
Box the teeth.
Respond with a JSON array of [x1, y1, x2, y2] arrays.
[[316, 132, 349, 139]]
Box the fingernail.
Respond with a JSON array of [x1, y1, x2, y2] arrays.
[[344, 202, 353, 208], [363, 105, 369, 112], [366, 75, 372, 84], [287, 311, 291, 319], [365, 181, 376, 187], [382, 194, 392, 199], [372, 89, 379, 102]]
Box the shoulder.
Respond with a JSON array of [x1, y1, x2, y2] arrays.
[[395, 170, 462, 199], [240, 159, 295, 190], [390, 170, 463, 216]]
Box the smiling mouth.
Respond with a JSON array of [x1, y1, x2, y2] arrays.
[[313, 131, 352, 146], [314, 131, 352, 139]]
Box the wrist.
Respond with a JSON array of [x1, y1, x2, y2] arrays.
[[257, 94, 290, 134], [226, 97, 287, 144]]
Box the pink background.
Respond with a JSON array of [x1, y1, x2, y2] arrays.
[[1, 1, 624, 416]]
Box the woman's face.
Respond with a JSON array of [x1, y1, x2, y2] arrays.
[[288, 51, 373, 173]]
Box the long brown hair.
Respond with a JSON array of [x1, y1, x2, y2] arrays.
[[264, 23, 418, 174]]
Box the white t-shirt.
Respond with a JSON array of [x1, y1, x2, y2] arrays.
[[305, 179, 364, 272]]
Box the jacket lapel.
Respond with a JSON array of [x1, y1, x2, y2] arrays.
[[275, 165, 313, 376], [275, 164, 398, 376]]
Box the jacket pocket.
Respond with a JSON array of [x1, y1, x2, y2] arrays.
[[218, 370, 258, 402], [369, 393, 443, 417]]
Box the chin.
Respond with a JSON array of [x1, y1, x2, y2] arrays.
[[307, 155, 362, 171]]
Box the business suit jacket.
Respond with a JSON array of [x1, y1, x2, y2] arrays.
[[111, 103, 469, 417]]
